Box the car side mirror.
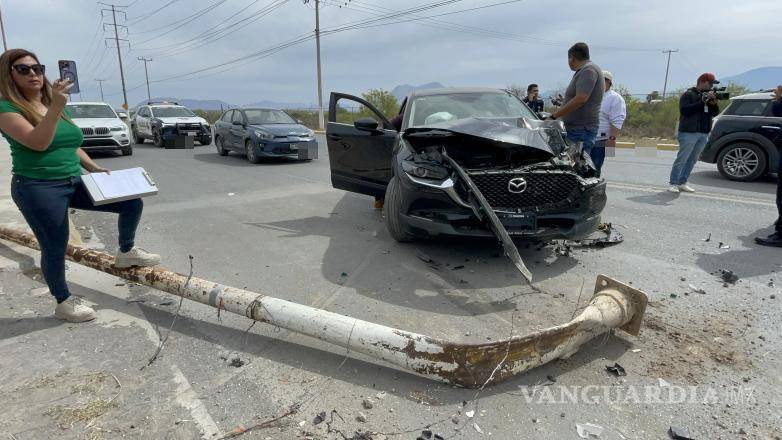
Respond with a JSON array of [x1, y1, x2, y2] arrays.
[[297, 119, 304, 124], [538, 111, 551, 120], [354, 118, 380, 132]]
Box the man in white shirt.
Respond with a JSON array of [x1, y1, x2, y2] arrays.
[[594, 71, 626, 176]]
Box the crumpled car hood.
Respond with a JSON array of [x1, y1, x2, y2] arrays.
[[403, 117, 568, 157]]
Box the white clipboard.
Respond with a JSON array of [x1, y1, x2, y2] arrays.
[[81, 167, 158, 206]]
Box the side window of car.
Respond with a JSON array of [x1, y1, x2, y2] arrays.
[[729, 100, 770, 117], [231, 111, 244, 125], [221, 110, 232, 122]]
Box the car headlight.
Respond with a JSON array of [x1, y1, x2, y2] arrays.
[[254, 130, 274, 140], [307, 129, 315, 137], [401, 159, 449, 180]]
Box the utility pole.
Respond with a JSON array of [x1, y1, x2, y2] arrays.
[[0, 1, 8, 51], [661, 49, 679, 100], [95, 79, 106, 102], [100, 3, 129, 109], [303, 0, 325, 130], [137, 57, 153, 101]]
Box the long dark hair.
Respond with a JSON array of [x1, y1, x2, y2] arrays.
[[0, 48, 66, 125]]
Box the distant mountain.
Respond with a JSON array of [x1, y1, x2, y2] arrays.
[[721, 67, 782, 90], [134, 97, 233, 111], [390, 82, 446, 101], [244, 100, 312, 110]]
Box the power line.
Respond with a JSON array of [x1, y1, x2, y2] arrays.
[[127, 0, 180, 23], [130, 0, 229, 44], [138, 0, 290, 59]]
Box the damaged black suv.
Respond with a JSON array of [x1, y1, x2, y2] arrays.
[[326, 88, 606, 242]]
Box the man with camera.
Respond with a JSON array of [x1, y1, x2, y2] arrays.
[[523, 84, 545, 114], [668, 73, 722, 193], [755, 85, 782, 247]]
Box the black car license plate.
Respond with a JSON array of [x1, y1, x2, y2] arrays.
[[499, 213, 537, 231]]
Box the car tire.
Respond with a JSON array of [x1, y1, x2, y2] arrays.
[[121, 147, 133, 156], [132, 126, 144, 144], [245, 140, 260, 164], [198, 137, 211, 146], [153, 129, 164, 148], [216, 137, 228, 156], [717, 142, 767, 182], [384, 175, 414, 242]]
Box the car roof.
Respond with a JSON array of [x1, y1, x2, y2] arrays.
[[234, 107, 285, 111], [67, 102, 112, 106], [731, 92, 776, 101], [409, 87, 510, 98]]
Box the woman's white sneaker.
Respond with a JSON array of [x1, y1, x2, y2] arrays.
[[115, 247, 161, 268], [54, 296, 96, 322], [678, 184, 696, 193]]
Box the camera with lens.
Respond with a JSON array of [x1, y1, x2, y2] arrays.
[[701, 86, 729, 102]]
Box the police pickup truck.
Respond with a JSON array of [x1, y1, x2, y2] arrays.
[[131, 101, 212, 147]]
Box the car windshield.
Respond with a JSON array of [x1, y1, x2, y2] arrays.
[[245, 109, 296, 125], [67, 104, 116, 119], [408, 92, 538, 127], [152, 106, 195, 117]]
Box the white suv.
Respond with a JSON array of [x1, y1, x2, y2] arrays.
[[67, 102, 132, 156]]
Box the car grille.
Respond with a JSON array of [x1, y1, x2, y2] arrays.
[[177, 123, 202, 131], [81, 127, 110, 137], [467, 171, 581, 211]]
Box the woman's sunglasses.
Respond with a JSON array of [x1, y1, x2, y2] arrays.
[[11, 64, 46, 76]]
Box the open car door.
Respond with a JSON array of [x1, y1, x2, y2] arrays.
[[326, 92, 397, 197]]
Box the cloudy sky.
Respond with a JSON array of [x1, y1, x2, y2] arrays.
[[3, 0, 779, 108]]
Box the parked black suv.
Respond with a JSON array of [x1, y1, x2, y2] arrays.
[[700, 92, 781, 181], [326, 88, 606, 242]]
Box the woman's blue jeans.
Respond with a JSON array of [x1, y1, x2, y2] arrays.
[[11, 175, 143, 303]]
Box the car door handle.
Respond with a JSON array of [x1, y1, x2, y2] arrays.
[[761, 126, 781, 130]]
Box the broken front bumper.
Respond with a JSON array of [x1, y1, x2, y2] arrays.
[[397, 169, 606, 241]]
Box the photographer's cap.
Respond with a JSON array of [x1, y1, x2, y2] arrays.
[[603, 71, 613, 82], [698, 72, 719, 84]]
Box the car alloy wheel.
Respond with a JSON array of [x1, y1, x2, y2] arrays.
[[720, 145, 763, 180], [216, 137, 228, 156], [246, 140, 260, 164], [153, 130, 163, 148]]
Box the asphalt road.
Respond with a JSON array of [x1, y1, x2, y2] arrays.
[[3, 135, 780, 439]]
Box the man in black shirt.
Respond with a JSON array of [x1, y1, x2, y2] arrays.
[[668, 73, 720, 193], [756, 85, 782, 247], [522, 83, 545, 114]]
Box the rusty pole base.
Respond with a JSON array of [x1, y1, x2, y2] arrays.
[[0, 226, 647, 388]]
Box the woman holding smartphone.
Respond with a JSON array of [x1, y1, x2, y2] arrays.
[[0, 49, 160, 322]]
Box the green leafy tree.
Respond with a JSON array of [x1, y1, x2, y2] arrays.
[[360, 89, 400, 119]]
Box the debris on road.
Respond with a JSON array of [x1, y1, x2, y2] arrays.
[[568, 223, 624, 248], [688, 284, 706, 294], [465, 410, 475, 418], [451, 265, 465, 270], [416, 251, 441, 270], [668, 425, 694, 439], [719, 269, 739, 284], [473, 423, 484, 434], [703, 233, 711, 242], [605, 363, 626, 377], [576, 422, 604, 438], [313, 411, 326, 425], [717, 242, 730, 249], [355, 412, 367, 423], [361, 398, 374, 410]]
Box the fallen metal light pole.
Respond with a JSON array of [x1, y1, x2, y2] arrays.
[[0, 226, 647, 388]]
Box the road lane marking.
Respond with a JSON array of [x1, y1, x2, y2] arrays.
[[608, 181, 776, 207], [171, 364, 221, 439]]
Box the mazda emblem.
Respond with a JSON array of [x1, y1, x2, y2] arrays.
[[508, 177, 527, 194]]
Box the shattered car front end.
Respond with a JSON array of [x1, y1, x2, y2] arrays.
[[393, 117, 607, 241]]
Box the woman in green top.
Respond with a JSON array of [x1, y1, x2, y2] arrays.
[[0, 48, 160, 322]]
